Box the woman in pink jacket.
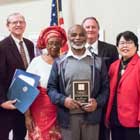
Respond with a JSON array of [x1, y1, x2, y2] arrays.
[[105, 31, 140, 140]]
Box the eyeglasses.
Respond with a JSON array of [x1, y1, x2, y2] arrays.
[[118, 41, 134, 46], [8, 20, 25, 25]]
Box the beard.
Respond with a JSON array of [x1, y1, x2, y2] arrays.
[[70, 42, 85, 50]]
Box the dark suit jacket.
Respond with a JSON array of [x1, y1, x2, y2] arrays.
[[0, 35, 34, 107], [98, 41, 118, 70]]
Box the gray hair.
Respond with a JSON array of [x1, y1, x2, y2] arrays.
[[7, 12, 25, 25], [81, 16, 100, 29]]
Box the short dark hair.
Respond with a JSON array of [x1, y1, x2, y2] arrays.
[[81, 16, 100, 29], [68, 24, 87, 36], [116, 31, 138, 50]]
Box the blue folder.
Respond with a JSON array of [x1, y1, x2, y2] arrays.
[[12, 69, 40, 87], [7, 77, 39, 113]]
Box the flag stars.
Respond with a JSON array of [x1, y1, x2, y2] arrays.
[[52, 4, 55, 7], [50, 0, 63, 26], [52, 13, 56, 17]]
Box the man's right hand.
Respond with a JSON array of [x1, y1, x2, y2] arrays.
[[64, 97, 80, 110], [0, 100, 16, 110]]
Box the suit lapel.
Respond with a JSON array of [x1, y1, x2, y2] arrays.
[[118, 54, 138, 87], [23, 38, 31, 60], [23, 38, 34, 61], [8, 36, 24, 65], [98, 41, 104, 56]]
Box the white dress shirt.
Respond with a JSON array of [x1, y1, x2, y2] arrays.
[[85, 40, 98, 55], [11, 35, 30, 64]]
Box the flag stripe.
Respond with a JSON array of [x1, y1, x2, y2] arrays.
[[50, 0, 68, 53], [50, 0, 64, 26]]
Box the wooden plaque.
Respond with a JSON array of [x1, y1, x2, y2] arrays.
[[72, 80, 90, 105]]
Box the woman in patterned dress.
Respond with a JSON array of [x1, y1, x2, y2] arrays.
[[25, 26, 67, 140]]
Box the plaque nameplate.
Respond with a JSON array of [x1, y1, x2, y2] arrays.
[[72, 80, 90, 105]]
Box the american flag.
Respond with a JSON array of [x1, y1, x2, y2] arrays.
[[50, 0, 68, 53], [50, 0, 64, 26]]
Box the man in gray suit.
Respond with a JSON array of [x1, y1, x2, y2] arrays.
[[82, 17, 118, 140]]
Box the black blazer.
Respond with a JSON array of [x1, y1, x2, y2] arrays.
[[98, 41, 118, 70], [0, 35, 34, 105]]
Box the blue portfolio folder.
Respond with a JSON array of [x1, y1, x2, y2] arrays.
[[7, 77, 39, 113], [12, 69, 40, 87]]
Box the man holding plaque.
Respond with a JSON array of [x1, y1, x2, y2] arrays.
[[48, 24, 109, 140]]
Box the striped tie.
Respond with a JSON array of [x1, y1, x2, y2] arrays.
[[88, 46, 96, 56], [19, 41, 28, 68]]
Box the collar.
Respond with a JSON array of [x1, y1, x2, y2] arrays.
[[11, 34, 23, 44], [85, 40, 98, 55], [66, 47, 92, 60]]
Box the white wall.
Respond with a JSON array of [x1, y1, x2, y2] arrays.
[[0, 0, 140, 44]]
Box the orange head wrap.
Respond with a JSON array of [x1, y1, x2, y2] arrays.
[[37, 26, 67, 49]]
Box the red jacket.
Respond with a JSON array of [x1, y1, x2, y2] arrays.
[[105, 54, 140, 127]]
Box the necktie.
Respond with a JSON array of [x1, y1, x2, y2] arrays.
[[88, 46, 96, 56], [19, 41, 28, 68]]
